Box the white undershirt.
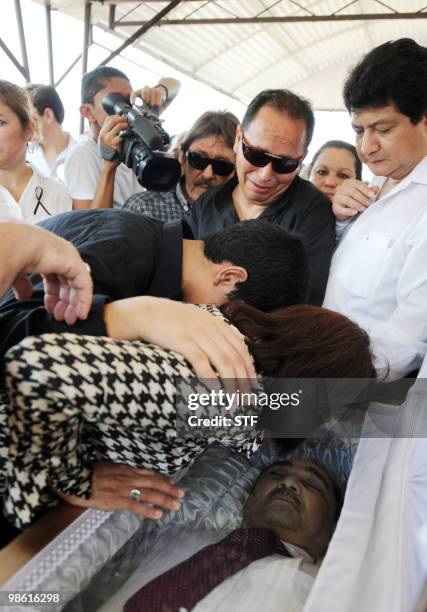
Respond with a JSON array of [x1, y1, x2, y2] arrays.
[[63, 132, 144, 208], [0, 164, 72, 224], [26, 134, 77, 181]]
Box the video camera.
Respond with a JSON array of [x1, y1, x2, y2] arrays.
[[102, 93, 181, 192]]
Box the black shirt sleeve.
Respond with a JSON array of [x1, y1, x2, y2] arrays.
[[0, 294, 108, 358], [0, 210, 162, 358], [295, 190, 335, 306]]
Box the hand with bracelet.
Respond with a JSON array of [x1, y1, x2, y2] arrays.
[[131, 84, 168, 109], [98, 82, 170, 162], [130, 78, 180, 112]]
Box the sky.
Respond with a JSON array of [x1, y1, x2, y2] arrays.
[[1, 0, 364, 170]]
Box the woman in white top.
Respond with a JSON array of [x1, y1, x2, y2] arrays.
[[0, 80, 71, 224]]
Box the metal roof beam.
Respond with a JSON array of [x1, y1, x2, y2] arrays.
[[91, 0, 197, 3], [55, 52, 84, 88], [0, 38, 29, 80], [14, 0, 30, 82], [80, 1, 92, 134], [99, 0, 181, 66], [114, 12, 427, 26], [45, 2, 54, 85]]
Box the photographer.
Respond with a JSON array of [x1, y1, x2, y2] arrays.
[[64, 67, 180, 210], [124, 111, 238, 222]]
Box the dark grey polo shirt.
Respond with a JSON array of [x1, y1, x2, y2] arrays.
[[187, 175, 335, 306]]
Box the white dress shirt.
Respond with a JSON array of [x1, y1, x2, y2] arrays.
[[97, 528, 316, 612], [323, 155, 427, 380], [305, 359, 427, 612], [193, 553, 315, 612], [0, 164, 72, 224], [63, 132, 144, 208], [26, 134, 77, 181]]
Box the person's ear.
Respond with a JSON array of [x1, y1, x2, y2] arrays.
[[234, 125, 242, 156], [214, 263, 248, 290], [43, 108, 55, 123], [178, 146, 186, 167], [24, 121, 35, 143], [80, 103, 94, 122]]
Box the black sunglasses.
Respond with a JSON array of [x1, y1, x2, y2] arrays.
[[241, 134, 303, 174], [185, 150, 235, 177]]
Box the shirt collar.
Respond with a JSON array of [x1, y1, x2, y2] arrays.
[[371, 155, 427, 195], [281, 540, 316, 563], [146, 220, 185, 300], [405, 154, 427, 185], [176, 178, 191, 213]]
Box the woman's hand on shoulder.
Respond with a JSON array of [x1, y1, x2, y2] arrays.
[[104, 297, 256, 392]]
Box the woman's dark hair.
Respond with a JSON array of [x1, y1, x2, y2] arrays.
[[0, 80, 32, 131], [309, 140, 362, 180], [223, 301, 377, 379]]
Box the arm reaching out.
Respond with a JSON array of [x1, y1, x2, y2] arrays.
[[104, 297, 256, 391], [130, 78, 181, 113], [0, 221, 93, 324]]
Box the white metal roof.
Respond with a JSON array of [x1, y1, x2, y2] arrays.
[[31, 0, 427, 110]]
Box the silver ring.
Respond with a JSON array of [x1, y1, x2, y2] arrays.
[[128, 488, 142, 503]]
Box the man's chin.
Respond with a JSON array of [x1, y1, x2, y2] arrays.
[[367, 159, 391, 175], [260, 504, 300, 532], [192, 185, 211, 200], [245, 183, 288, 206]]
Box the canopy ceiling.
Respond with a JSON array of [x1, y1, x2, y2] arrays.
[[21, 0, 427, 109]]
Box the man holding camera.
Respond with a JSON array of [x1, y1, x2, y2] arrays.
[[123, 111, 239, 222], [63, 66, 180, 210]]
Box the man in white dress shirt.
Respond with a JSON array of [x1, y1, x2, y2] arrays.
[[99, 459, 341, 612], [323, 38, 427, 380], [26, 84, 76, 181]]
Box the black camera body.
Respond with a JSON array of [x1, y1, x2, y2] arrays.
[[102, 93, 181, 192]]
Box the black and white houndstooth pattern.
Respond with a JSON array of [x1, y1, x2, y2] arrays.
[[1, 305, 260, 529]]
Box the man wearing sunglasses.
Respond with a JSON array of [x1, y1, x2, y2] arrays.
[[124, 111, 238, 222], [187, 89, 335, 306]]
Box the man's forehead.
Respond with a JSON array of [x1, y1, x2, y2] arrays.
[[351, 104, 402, 126], [245, 107, 307, 152], [190, 135, 232, 150], [96, 78, 131, 99], [262, 459, 332, 486], [189, 135, 235, 160]]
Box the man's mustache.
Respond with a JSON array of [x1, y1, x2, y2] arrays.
[[193, 178, 216, 188], [267, 486, 301, 510]]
